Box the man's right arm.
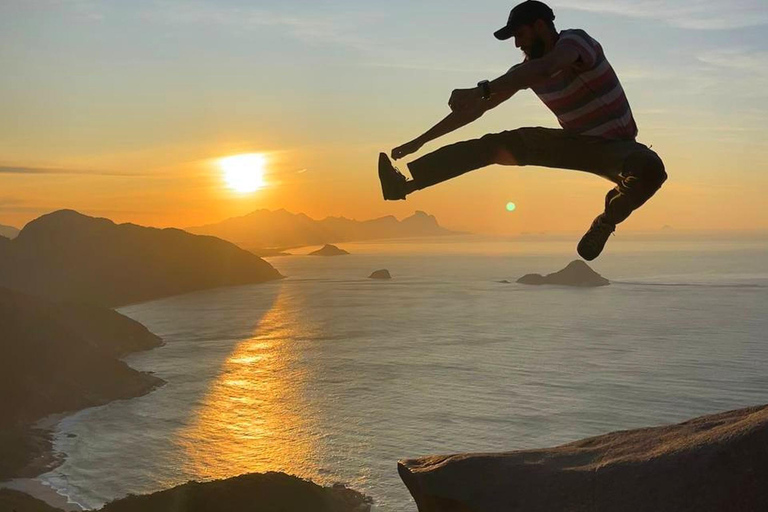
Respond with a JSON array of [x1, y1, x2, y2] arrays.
[[391, 89, 515, 160]]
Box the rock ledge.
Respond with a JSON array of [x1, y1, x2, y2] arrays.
[[399, 404, 768, 512]]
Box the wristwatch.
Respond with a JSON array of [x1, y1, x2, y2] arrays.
[[477, 80, 491, 100]]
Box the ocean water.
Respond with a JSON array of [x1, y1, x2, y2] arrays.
[[37, 236, 768, 511]]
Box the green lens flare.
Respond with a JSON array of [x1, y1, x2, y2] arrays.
[[506, 202, 516, 212]]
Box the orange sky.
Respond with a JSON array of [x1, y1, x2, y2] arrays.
[[2, 1, 766, 235]]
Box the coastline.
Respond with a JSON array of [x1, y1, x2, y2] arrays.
[[0, 377, 165, 510], [0, 477, 82, 511]]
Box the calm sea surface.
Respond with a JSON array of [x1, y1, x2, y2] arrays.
[[37, 236, 768, 510]]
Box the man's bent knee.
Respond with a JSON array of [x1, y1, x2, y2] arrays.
[[625, 150, 667, 190]]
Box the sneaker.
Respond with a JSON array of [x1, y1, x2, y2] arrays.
[[577, 214, 616, 261], [378, 153, 407, 201]]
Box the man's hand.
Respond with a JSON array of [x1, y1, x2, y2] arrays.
[[391, 139, 423, 160], [448, 87, 482, 112]]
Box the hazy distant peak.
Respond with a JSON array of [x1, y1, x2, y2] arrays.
[[0, 223, 19, 239], [369, 215, 398, 222], [187, 208, 457, 251], [402, 211, 440, 227]]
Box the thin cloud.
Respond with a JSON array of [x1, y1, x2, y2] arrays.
[[363, 61, 504, 76], [2, 0, 104, 21], [697, 49, 768, 76], [143, 1, 380, 50], [0, 166, 147, 176], [554, 0, 768, 30]]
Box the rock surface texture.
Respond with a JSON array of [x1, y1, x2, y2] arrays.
[[517, 260, 609, 287], [398, 404, 768, 512]]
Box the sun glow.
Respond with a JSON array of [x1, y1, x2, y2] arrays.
[[219, 153, 267, 193]]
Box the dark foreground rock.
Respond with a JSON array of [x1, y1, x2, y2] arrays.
[[0, 287, 164, 480], [0, 209, 283, 307], [398, 404, 768, 512], [99, 472, 371, 512], [309, 244, 349, 256], [517, 260, 609, 287], [368, 269, 391, 280], [0, 472, 372, 512]]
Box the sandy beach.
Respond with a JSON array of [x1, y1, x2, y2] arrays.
[[0, 478, 83, 511]]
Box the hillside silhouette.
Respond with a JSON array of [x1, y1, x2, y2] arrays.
[[0, 287, 164, 479], [0, 210, 283, 307], [186, 209, 457, 253]]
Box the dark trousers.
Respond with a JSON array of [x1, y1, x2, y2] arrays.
[[407, 127, 667, 225]]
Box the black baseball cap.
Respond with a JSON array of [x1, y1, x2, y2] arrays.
[[494, 0, 555, 40]]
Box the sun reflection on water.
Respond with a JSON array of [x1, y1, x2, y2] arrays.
[[176, 290, 321, 481]]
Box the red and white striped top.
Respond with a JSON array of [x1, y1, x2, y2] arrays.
[[526, 29, 637, 140]]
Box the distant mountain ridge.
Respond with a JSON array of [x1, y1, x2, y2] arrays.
[[186, 209, 458, 251], [0, 210, 282, 307], [0, 223, 19, 239]]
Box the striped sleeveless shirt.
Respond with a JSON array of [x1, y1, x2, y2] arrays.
[[526, 29, 637, 140]]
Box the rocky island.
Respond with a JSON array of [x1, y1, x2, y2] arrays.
[[517, 260, 609, 287], [399, 404, 768, 512], [368, 269, 391, 280], [309, 244, 349, 256]]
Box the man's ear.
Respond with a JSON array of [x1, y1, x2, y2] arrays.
[[532, 18, 553, 36]]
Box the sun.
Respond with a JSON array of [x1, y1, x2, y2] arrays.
[[219, 153, 267, 193]]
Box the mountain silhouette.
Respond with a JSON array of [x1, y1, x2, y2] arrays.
[[0, 210, 283, 307], [186, 209, 457, 252]]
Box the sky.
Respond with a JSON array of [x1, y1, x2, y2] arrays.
[[1, 0, 767, 235]]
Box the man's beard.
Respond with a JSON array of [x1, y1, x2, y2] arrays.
[[524, 37, 546, 59]]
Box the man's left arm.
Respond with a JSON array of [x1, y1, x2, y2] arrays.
[[448, 45, 580, 112]]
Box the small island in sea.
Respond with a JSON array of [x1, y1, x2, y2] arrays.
[[369, 269, 392, 280], [309, 244, 349, 256], [517, 260, 609, 287]]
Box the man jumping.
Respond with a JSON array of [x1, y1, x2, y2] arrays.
[[378, 0, 667, 260]]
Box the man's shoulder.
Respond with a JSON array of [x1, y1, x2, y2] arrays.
[[558, 28, 597, 45]]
